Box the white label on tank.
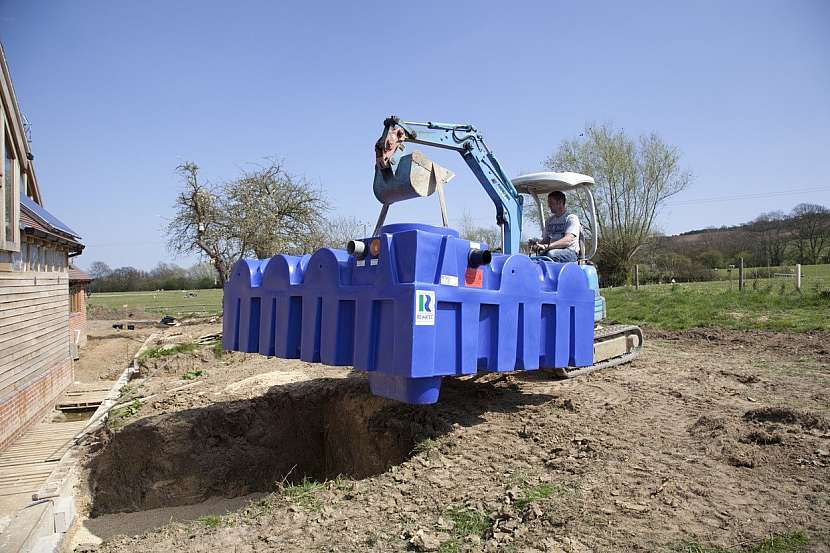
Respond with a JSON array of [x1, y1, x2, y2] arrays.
[[440, 275, 459, 287], [356, 260, 366, 267], [469, 241, 481, 250], [370, 258, 379, 266], [414, 290, 436, 326]]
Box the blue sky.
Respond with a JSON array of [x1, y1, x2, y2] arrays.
[[1, 1, 828, 270]]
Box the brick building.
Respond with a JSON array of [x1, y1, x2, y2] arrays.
[[0, 44, 85, 452]]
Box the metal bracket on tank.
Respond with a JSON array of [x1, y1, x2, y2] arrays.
[[372, 150, 454, 236]]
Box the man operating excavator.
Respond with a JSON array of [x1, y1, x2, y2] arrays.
[[532, 191, 580, 262]]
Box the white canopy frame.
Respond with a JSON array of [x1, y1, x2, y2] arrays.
[[512, 172, 599, 261]]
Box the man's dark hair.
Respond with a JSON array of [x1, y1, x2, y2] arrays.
[[549, 191, 566, 204]]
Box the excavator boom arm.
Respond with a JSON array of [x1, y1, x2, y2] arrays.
[[375, 116, 524, 254]]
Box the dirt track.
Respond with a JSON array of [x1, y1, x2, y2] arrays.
[[72, 324, 830, 552]]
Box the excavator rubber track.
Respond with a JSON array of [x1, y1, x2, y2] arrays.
[[551, 324, 644, 379]]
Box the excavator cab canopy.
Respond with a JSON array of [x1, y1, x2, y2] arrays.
[[512, 171, 594, 195], [512, 171, 598, 261]]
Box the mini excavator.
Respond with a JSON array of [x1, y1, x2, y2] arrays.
[[222, 116, 643, 403], [372, 116, 643, 378]]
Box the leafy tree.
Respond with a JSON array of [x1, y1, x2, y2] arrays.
[[546, 124, 691, 284]]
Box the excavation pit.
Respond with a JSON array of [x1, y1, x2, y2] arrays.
[[87, 377, 435, 516]]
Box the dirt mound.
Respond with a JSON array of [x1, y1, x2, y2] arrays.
[[743, 406, 828, 431], [87, 377, 442, 515]]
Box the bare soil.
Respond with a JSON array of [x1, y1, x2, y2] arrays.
[[73, 321, 154, 382], [70, 324, 830, 552]]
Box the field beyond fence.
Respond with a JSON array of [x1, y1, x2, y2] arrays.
[[87, 265, 829, 332], [88, 288, 223, 318]]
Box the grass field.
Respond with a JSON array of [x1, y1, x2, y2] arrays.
[[604, 280, 830, 332], [88, 288, 223, 317], [87, 264, 830, 332]]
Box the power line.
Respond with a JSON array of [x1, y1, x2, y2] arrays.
[[665, 187, 830, 207]]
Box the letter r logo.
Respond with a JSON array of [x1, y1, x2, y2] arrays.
[[414, 290, 436, 326]]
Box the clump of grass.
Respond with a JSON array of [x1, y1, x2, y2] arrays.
[[139, 342, 199, 362], [678, 531, 808, 553], [108, 399, 142, 431], [439, 506, 490, 552], [514, 482, 574, 510], [211, 340, 225, 358], [280, 478, 325, 510], [182, 369, 205, 380], [198, 515, 222, 528], [411, 437, 438, 455]]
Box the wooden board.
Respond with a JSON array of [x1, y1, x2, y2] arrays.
[[0, 420, 87, 498], [56, 382, 115, 411]]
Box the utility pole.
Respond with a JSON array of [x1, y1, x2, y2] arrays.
[[634, 264, 640, 290]]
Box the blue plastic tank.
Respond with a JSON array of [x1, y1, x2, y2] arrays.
[[223, 223, 596, 404]]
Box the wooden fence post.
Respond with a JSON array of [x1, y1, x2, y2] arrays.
[[634, 264, 640, 290], [738, 258, 745, 291], [796, 264, 802, 291]]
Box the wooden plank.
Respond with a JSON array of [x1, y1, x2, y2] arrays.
[[0, 310, 67, 343], [0, 288, 67, 305], [0, 271, 67, 280], [0, 308, 66, 337], [0, 305, 66, 331], [0, 316, 66, 355], [0, 296, 69, 321], [0, 283, 67, 295], [0, 338, 67, 392], [0, 277, 67, 287], [0, 343, 67, 394]]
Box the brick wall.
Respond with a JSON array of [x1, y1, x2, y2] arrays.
[[0, 358, 73, 452], [69, 286, 87, 348]]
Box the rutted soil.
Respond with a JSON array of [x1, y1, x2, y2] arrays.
[[72, 325, 830, 552]]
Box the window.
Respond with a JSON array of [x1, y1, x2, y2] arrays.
[[1, 116, 20, 252]]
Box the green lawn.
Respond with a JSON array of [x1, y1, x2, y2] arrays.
[[603, 281, 830, 332], [88, 288, 223, 317], [87, 264, 830, 332]]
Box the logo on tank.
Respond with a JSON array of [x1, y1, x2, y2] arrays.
[[414, 290, 435, 326]]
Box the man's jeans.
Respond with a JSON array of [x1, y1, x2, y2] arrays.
[[543, 248, 578, 263]]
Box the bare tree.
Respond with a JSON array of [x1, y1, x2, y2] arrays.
[[789, 203, 830, 265], [456, 212, 501, 251], [546, 124, 691, 283], [167, 163, 235, 283], [224, 160, 328, 258], [750, 210, 789, 267], [167, 160, 328, 283], [309, 216, 368, 250], [87, 261, 112, 280]]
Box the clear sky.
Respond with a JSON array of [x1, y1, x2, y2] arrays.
[[1, 0, 828, 270]]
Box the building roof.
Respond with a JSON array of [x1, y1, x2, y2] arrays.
[[68, 266, 92, 282], [19, 191, 84, 253]]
